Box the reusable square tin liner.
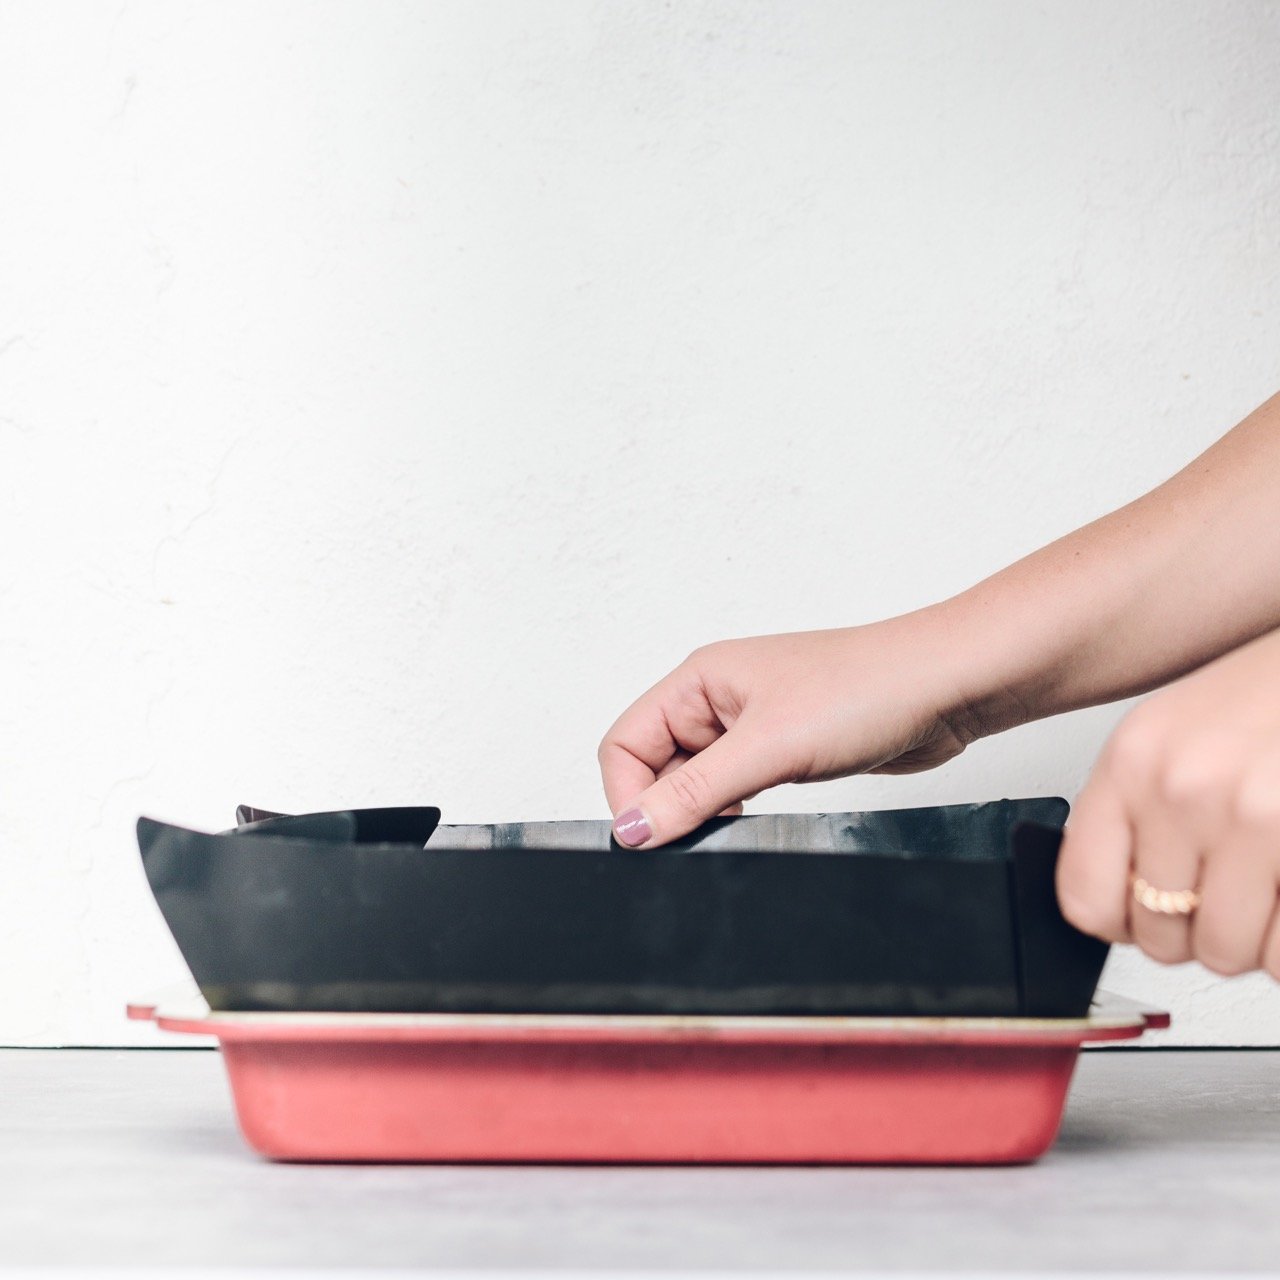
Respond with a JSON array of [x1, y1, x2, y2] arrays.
[[137, 796, 1108, 1018]]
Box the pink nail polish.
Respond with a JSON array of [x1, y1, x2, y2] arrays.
[[613, 808, 652, 848]]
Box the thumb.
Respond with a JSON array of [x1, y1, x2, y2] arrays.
[[612, 730, 775, 849]]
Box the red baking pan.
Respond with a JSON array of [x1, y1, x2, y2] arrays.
[[128, 993, 1168, 1165]]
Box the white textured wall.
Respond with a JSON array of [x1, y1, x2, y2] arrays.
[[3, 0, 1279, 1045]]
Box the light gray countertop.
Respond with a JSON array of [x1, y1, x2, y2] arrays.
[[0, 1048, 1276, 1272]]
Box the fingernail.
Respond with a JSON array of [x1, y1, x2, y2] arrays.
[[613, 808, 652, 848]]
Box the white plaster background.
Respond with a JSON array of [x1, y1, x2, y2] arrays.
[[2, 0, 1279, 1045]]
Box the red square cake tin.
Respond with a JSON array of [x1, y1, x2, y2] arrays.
[[128, 993, 1168, 1165]]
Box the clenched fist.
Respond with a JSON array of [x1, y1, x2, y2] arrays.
[[1059, 627, 1280, 978]]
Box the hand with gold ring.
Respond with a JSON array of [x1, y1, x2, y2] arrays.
[[1057, 627, 1280, 978]]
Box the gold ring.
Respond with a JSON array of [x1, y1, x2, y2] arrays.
[[1131, 874, 1202, 916]]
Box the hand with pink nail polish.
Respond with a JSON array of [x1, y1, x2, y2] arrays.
[[599, 611, 984, 849], [601, 391, 1280, 987]]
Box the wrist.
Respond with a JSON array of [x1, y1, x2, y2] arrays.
[[867, 600, 1042, 744], [936, 603, 1040, 739], [923, 558, 1141, 736]]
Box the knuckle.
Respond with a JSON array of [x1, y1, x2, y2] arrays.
[[1232, 765, 1280, 827], [1157, 745, 1231, 808], [686, 641, 723, 667], [664, 762, 714, 821], [1104, 711, 1165, 781]]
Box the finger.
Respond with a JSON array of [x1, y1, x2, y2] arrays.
[[599, 739, 661, 818], [612, 725, 781, 848], [1129, 805, 1201, 966], [1058, 778, 1134, 943], [1225, 754, 1280, 978], [1260, 891, 1280, 980], [1192, 838, 1276, 975], [598, 672, 728, 816], [656, 753, 743, 817], [656, 751, 691, 778]]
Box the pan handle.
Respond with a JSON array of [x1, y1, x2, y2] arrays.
[[1092, 989, 1172, 1030], [125, 981, 205, 1024]]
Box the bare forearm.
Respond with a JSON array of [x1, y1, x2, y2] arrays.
[[937, 392, 1280, 734]]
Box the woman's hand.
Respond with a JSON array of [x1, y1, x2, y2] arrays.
[[1058, 627, 1280, 978], [597, 611, 989, 848]]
